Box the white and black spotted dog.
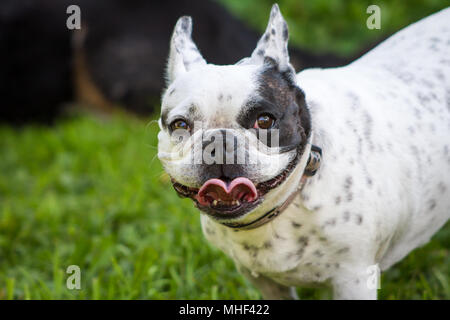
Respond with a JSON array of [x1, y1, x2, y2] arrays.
[[158, 4, 450, 299]]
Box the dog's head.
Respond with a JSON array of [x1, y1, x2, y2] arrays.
[[158, 4, 312, 223]]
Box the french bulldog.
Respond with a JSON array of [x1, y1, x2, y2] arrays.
[[157, 4, 450, 299]]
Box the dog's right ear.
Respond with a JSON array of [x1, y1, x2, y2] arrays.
[[238, 4, 294, 73], [166, 16, 206, 86]]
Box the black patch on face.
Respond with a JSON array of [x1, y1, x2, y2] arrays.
[[237, 63, 311, 153], [161, 109, 169, 129]]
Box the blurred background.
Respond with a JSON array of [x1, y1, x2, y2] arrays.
[[0, 0, 448, 299]]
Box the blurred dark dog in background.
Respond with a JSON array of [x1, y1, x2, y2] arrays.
[[1, 0, 354, 124]]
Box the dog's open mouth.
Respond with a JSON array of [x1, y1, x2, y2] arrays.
[[171, 153, 299, 220], [172, 177, 261, 219]]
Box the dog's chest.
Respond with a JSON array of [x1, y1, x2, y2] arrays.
[[201, 203, 345, 285]]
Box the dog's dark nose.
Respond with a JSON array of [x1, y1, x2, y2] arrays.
[[200, 129, 246, 183], [200, 163, 246, 184]]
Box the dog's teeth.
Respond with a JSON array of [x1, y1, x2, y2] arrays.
[[213, 200, 218, 206]]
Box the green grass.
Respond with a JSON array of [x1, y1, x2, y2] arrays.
[[0, 0, 449, 300], [219, 0, 449, 56], [0, 114, 448, 299]]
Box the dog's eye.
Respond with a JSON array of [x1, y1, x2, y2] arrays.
[[254, 114, 275, 129], [170, 119, 190, 132]]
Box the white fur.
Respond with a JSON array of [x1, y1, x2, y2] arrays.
[[159, 6, 450, 299]]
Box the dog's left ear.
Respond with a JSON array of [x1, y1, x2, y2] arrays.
[[166, 16, 206, 86], [239, 4, 293, 72]]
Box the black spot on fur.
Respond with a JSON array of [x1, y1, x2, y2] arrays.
[[335, 196, 341, 205], [323, 218, 336, 228], [336, 247, 350, 254], [438, 182, 447, 194], [356, 214, 363, 225], [343, 211, 350, 222], [344, 176, 353, 190], [313, 250, 323, 258], [282, 23, 288, 41], [291, 221, 302, 228], [347, 192, 353, 202], [180, 17, 190, 32], [274, 231, 286, 240], [298, 236, 309, 247], [263, 241, 272, 249], [188, 104, 197, 115], [428, 199, 437, 211]]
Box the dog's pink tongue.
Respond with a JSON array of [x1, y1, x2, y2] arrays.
[[196, 177, 258, 207]]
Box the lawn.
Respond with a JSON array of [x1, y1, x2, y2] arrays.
[[0, 114, 448, 299], [0, 0, 449, 300]]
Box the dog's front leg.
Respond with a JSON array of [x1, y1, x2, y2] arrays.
[[238, 266, 298, 300], [332, 266, 379, 300]]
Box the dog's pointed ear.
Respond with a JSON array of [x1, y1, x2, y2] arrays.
[[240, 4, 293, 72], [166, 16, 206, 86]]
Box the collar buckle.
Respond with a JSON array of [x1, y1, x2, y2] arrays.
[[304, 145, 322, 177]]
